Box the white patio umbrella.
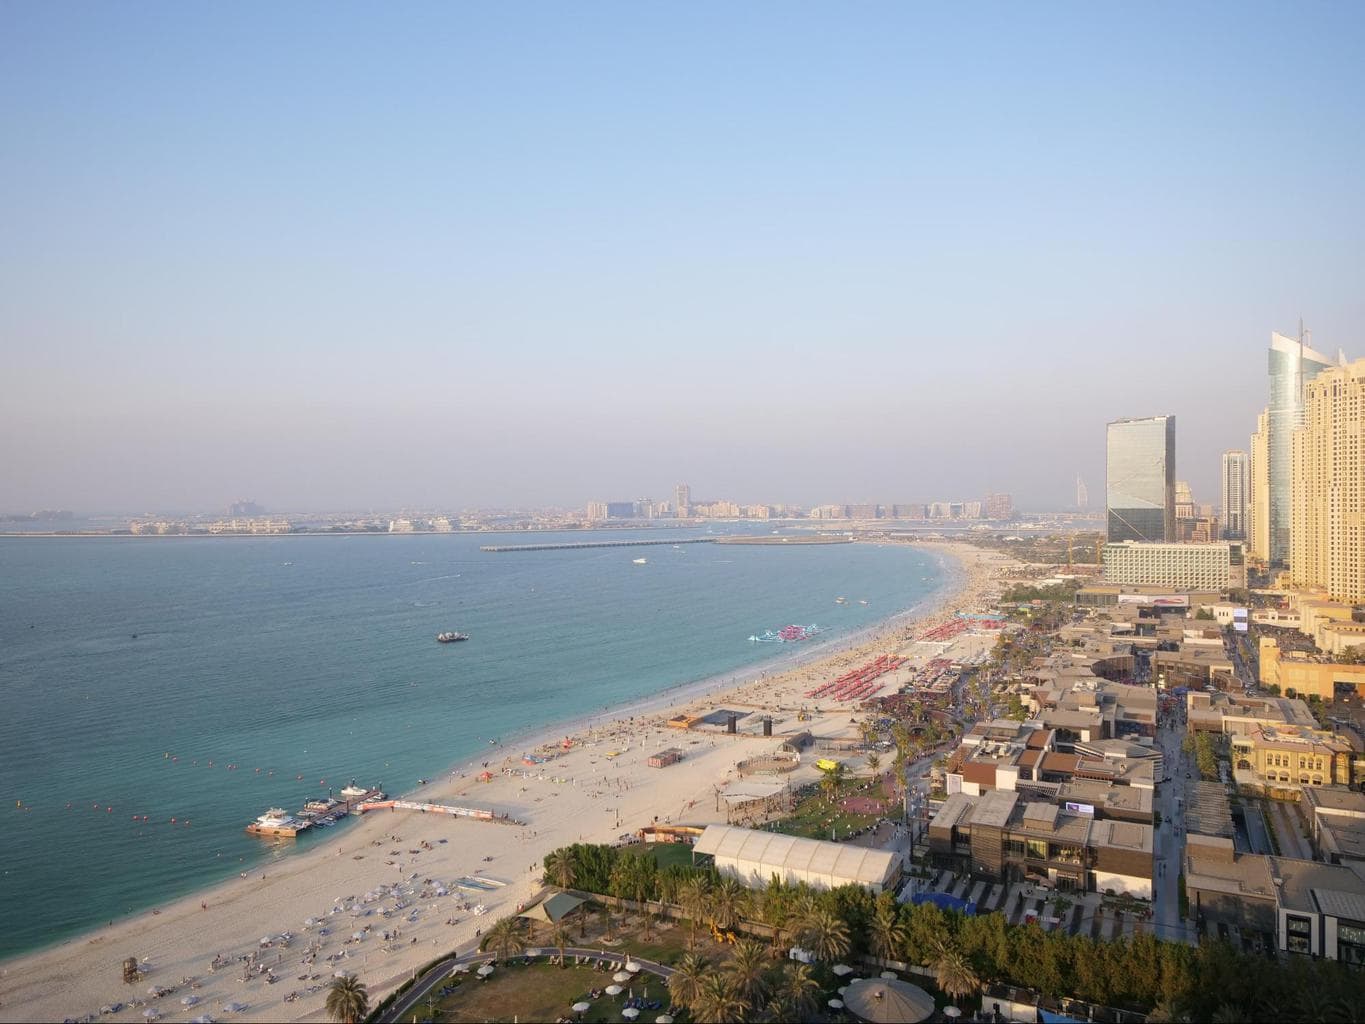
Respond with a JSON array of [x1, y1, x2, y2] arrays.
[[476, 964, 495, 978], [333, 970, 351, 978], [613, 970, 632, 982], [572, 1002, 591, 1013], [655, 1016, 674, 1024], [943, 1008, 962, 1019], [625, 960, 641, 972], [605, 984, 623, 996], [622, 1010, 639, 1021], [832, 963, 853, 976], [828, 998, 844, 1010]]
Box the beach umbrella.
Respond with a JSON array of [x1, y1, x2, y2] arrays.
[[605, 984, 623, 996], [622, 1010, 639, 1021], [613, 970, 632, 983], [828, 999, 844, 1010], [259, 936, 271, 945], [837, 986, 848, 995], [333, 970, 351, 979], [572, 1002, 591, 1013], [477, 964, 495, 978], [182, 995, 199, 1006], [943, 1008, 962, 1019], [143, 1011, 160, 1021], [655, 1017, 674, 1024], [880, 971, 898, 979], [832, 963, 853, 976], [625, 960, 641, 972]]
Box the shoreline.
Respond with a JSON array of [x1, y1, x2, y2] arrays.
[[0, 541, 1010, 1024]]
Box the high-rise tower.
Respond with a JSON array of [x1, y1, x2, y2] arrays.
[[1106, 416, 1176, 543], [1221, 450, 1249, 541], [1249, 409, 1270, 561], [1267, 328, 1338, 566], [1291, 359, 1365, 603], [674, 483, 691, 518]]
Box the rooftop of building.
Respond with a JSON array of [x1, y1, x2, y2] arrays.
[[1304, 787, 1365, 817], [1270, 856, 1365, 921], [1185, 838, 1277, 901]]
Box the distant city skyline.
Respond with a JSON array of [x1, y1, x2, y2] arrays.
[[4, 5, 1365, 512]]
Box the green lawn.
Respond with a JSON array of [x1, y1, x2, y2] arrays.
[[643, 841, 696, 870], [424, 962, 680, 1023], [768, 781, 901, 840]]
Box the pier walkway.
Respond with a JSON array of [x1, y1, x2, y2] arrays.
[[356, 799, 524, 824]]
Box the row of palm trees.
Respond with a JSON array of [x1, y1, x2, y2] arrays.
[[666, 942, 821, 1023]]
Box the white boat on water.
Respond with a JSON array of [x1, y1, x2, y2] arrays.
[[632, 557, 647, 564]]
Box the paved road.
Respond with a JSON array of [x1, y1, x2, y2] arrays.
[[380, 945, 675, 1023], [1152, 702, 1194, 944]]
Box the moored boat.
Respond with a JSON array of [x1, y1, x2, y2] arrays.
[[436, 631, 469, 643]]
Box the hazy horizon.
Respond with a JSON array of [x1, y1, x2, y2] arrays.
[[4, 3, 1363, 513]]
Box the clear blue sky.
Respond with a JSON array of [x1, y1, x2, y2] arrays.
[[3, 2, 1363, 513]]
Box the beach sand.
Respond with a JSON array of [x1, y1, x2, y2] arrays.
[[0, 541, 1016, 1024]]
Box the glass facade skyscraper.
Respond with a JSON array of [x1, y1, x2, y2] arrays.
[[1107, 416, 1175, 543], [1267, 331, 1336, 566]]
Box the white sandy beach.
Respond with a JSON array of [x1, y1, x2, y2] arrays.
[[0, 542, 1016, 1024]]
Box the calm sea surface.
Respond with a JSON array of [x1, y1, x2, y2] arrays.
[[0, 530, 948, 958]]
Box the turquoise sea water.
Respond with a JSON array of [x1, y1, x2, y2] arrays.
[[0, 530, 949, 959]]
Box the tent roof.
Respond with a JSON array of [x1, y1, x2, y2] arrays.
[[693, 824, 901, 888], [843, 978, 935, 1023], [517, 892, 585, 924]]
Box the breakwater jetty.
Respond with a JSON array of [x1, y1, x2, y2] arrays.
[[480, 538, 716, 552]]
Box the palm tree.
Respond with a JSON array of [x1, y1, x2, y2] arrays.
[[868, 896, 907, 964], [679, 876, 711, 950], [550, 921, 572, 968], [867, 750, 881, 773], [930, 938, 980, 1003], [818, 762, 846, 805], [545, 848, 576, 891], [324, 974, 369, 1024], [772, 962, 820, 1021], [725, 939, 770, 1008], [667, 952, 710, 1010], [1144, 999, 1187, 1023], [800, 907, 850, 964], [479, 915, 526, 961], [691, 974, 747, 1024], [709, 876, 744, 932]]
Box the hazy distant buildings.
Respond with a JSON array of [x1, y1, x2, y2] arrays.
[[983, 493, 1014, 520], [229, 499, 265, 516], [1174, 481, 1195, 521], [1291, 359, 1365, 603], [1267, 330, 1340, 567], [1222, 450, 1249, 540], [1250, 409, 1270, 561], [1106, 416, 1176, 543], [1102, 540, 1245, 590], [674, 483, 691, 518], [1076, 474, 1089, 511], [586, 501, 608, 521]]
